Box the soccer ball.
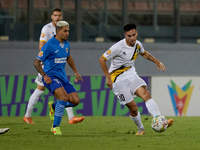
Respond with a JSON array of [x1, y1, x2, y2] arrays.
[[151, 115, 168, 132]]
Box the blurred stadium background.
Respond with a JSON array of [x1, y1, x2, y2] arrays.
[[0, 0, 200, 117], [0, 0, 200, 43]]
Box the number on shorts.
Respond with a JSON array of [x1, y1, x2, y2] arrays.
[[119, 94, 125, 102], [38, 76, 43, 83]]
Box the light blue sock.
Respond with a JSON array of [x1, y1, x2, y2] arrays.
[[53, 100, 68, 128]]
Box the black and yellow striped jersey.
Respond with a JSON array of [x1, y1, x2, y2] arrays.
[[102, 38, 145, 83]]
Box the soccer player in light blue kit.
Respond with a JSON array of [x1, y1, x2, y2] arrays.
[[34, 21, 83, 135]]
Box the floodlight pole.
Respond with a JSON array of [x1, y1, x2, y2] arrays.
[[75, 0, 82, 42], [153, 0, 158, 30], [174, 0, 180, 43], [28, 0, 34, 41], [122, 0, 128, 25]]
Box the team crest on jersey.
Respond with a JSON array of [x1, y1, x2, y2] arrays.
[[41, 33, 45, 38], [106, 49, 112, 55], [135, 49, 139, 54], [136, 44, 140, 54], [66, 48, 68, 53], [38, 51, 43, 57]]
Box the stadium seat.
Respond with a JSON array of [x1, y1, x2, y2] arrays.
[[33, 0, 49, 9], [63, 0, 75, 10], [82, 1, 98, 11], [18, 0, 27, 9], [128, 1, 153, 12], [157, 2, 173, 12], [0, 0, 15, 9], [0, 0, 49, 9], [180, 2, 193, 13], [191, 2, 200, 13], [107, 1, 121, 11]]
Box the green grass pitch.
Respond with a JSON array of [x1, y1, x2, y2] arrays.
[[0, 116, 200, 150]]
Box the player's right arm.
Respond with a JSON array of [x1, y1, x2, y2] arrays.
[[99, 55, 113, 89], [34, 58, 52, 84], [99, 45, 120, 89], [34, 58, 46, 77], [34, 45, 52, 84]]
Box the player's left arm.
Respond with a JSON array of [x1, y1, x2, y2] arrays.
[[140, 50, 166, 72], [67, 55, 83, 82]]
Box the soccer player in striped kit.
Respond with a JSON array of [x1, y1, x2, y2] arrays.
[[99, 23, 173, 135]]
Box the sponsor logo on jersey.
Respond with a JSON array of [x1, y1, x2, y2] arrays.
[[38, 51, 43, 57], [106, 49, 112, 55], [54, 57, 67, 63], [41, 33, 45, 38], [66, 48, 68, 53], [55, 50, 59, 53]]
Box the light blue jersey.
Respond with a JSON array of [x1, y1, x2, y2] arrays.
[[36, 35, 70, 82]]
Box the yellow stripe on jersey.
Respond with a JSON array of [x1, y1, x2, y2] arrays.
[[40, 40, 47, 42], [102, 54, 108, 61], [110, 66, 131, 83], [131, 44, 140, 61]]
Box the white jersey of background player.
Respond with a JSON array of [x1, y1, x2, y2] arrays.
[[35, 22, 55, 86], [23, 8, 85, 124], [99, 23, 173, 135]]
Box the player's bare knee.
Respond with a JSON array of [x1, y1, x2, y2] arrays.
[[74, 100, 80, 106], [130, 109, 138, 117], [128, 105, 138, 116], [37, 84, 45, 91], [73, 96, 80, 105], [69, 93, 80, 105], [59, 94, 69, 102]]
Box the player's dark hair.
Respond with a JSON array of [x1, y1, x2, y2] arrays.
[[123, 24, 137, 32], [52, 8, 62, 13]]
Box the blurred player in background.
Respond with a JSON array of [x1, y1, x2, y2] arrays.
[[23, 8, 84, 124], [34, 21, 83, 135], [99, 23, 173, 135], [0, 128, 9, 134]]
